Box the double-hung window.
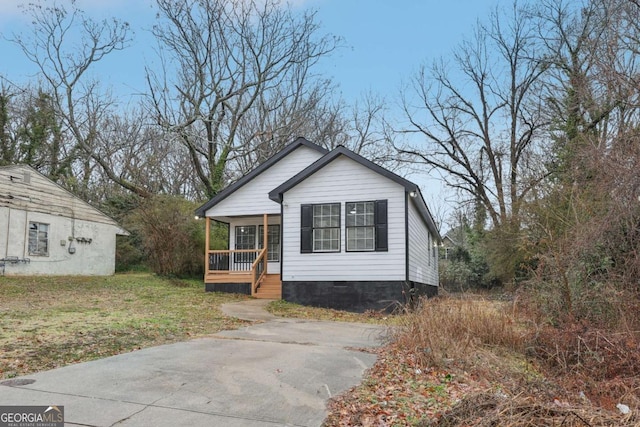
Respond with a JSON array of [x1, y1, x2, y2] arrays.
[[28, 222, 49, 256], [346, 202, 375, 251], [312, 203, 340, 252], [300, 203, 340, 253], [300, 200, 387, 253]]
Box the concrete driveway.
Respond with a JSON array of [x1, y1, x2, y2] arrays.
[[0, 301, 386, 426]]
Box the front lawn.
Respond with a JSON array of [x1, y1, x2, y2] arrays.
[[0, 274, 250, 379], [266, 300, 399, 324]]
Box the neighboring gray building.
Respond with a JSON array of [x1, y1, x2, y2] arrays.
[[196, 138, 441, 312], [0, 165, 128, 276]]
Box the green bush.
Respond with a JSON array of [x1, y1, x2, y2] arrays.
[[127, 195, 205, 278]]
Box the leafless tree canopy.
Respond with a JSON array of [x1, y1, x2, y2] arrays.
[[399, 3, 547, 229], [146, 0, 340, 198], [8, 1, 145, 198]]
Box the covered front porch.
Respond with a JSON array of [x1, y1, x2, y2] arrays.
[[203, 213, 281, 299]]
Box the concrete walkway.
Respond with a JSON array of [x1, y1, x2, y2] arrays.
[[0, 299, 386, 427]]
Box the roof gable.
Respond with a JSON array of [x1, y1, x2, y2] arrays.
[[268, 145, 441, 240], [195, 137, 328, 217], [0, 164, 126, 232], [269, 146, 420, 201]]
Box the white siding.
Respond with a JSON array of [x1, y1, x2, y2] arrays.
[[408, 198, 438, 286], [228, 215, 281, 274], [206, 146, 324, 217], [281, 156, 405, 281], [1, 207, 118, 275]]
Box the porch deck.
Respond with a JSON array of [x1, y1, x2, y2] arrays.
[[203, 214, 281, 298], [204, 249, 281, 299]]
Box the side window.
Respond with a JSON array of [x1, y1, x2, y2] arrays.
[[29, 222, 49, 256], [346, 201, 375, 251]]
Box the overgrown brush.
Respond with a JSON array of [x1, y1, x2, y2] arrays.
[[393, 296, 526, 367], [422, 392, 639, 427], [531, 323, 640, 410]]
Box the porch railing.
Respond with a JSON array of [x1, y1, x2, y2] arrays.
[[251, 249, 267, 294], [206, 248, 267, 296], [208, 249, 261, 272]]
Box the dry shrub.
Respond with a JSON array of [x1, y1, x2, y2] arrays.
[[393, 296, 526, 367], [422, 392, 639, 427], [128, 195, 204, 277], [532, 323, 640, 411], [526, 134, 640, 330]]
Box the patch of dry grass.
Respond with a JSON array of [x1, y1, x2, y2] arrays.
[[0, 274, 250, 379], [392, 295, 527, 368], [266, 300, 399, 324]]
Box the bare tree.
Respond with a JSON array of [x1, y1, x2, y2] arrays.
[[9, 1, 151, 197], [533, 0, 640, 173], [229, 78, 348, 175], [85, 108, 200, 202], [399, 3, 547, 229], [147, 0, 339, 199]]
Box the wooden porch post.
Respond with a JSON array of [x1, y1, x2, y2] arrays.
[[204, 217, 210, 277]]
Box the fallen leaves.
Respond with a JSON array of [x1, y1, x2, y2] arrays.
[[325, 344, 472, 426]]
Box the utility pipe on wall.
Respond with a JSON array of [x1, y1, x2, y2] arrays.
[[3, 207, 10, 258]]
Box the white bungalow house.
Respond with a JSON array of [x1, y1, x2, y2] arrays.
[[0, 165, 128, 276], [195, 137, 441, 312]]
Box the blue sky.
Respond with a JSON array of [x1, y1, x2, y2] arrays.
[[0, 0, 500, 222], [0, 0, 499, 104]]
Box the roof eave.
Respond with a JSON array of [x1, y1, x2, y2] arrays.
[[195, 137, 328, 217]]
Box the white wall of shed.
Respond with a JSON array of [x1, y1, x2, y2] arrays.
[[1, 207, 118, 276]]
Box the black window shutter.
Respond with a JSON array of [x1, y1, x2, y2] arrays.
[[375, 200, 388, 251], [300, 204, 313, 253]]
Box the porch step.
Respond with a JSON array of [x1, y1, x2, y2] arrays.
[[255, 274, 282, 299]]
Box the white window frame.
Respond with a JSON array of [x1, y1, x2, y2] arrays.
[[234, 225, 256, 264], [312, 203, 340, 252], [28, 222, 49, 256], [345, 201, 375, 252]]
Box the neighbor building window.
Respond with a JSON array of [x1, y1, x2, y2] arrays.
[[258, 224, 280, 262], [234, 225, 256, 264], [346, 201, 375, 251], [28, 222, 49, 256]]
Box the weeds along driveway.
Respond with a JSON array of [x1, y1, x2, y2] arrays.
[[0, 315, 385, 427]]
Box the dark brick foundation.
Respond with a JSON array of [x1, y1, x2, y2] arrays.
[[282, 280, 437, 313], [205, 282, 251, 295]]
